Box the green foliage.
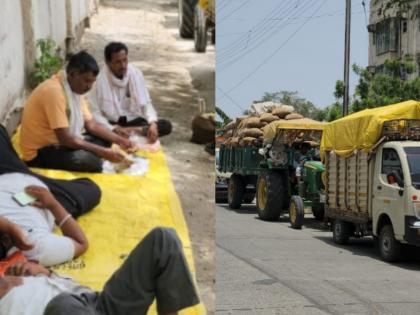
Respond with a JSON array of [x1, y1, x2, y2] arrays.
[[215, 106, 232, 127], [259, 90, 326, 120], [30, 38, 63, 88], [351, 59, 420, 112]]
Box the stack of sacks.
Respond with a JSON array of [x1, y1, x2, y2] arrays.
[[223, 104, 308, 148]]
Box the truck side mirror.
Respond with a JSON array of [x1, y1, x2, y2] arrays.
[[388, 171, 404, 187]]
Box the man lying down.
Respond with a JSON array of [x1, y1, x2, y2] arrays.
[[0, 218, 200, 315], [0, 172, 88, 267]]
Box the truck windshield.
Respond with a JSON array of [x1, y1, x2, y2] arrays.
[[404, 147, 420, 189]]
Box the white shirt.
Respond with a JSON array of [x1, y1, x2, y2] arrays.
[[88, 66, 158, 129], [0, 173, 75, 266], [0, 275, 92, 315]]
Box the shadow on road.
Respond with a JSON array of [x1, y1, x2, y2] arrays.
[[314, 234, 420, 270]]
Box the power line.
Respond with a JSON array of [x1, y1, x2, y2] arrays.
[[224, 0, 328, 96], [216, 86, 245, 112], [219, 0, 252, 22], [218, 0, 318, 68], [217, 1, 293, 55], [217, 10, 365, 37]]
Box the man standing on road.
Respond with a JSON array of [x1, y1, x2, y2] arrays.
[[20, 51, 135, 173], [89, 42, 172, 144]]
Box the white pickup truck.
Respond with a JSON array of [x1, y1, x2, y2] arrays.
[[322, 103, 420, 262]]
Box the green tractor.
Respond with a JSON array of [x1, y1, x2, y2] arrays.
[[288, 159, 325, 229], [220, 119, 326, 226]]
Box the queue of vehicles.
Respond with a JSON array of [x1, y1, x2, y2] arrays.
[[217, 100, 420, 262]]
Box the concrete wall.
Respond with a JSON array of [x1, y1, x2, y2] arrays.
[[0, 1, 26, 129], [0, 0, 98, 133]]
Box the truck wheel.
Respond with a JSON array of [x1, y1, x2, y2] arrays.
[[194, 4, 207, 52], [178, 0, 197, 38], [332, 219, 352, 245], [312, 203, 324, 221], [228, 175, 245, 209], [243, 193, 255, 203], [289, 195, 304, 229], [379, 225, 402, 262], [256, 171, 285, 221]]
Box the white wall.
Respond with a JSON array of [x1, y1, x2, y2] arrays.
[[0, 0, 96, 130], [0, 1, 26, 121], [32, 0, 67, 51]]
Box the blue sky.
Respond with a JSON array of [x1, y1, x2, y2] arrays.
[[216, 0, 370, 118]]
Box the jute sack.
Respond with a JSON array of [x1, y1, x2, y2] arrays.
[[285, 113, 304, 120], [225, 121, 235, 131], [191, 114, 215, 144], [272, 105, 294, 118], [230, 137, 239, 147], [240, 128, 263, 138], [259, 113, 279, 123], [242, 136, 255, 146], [243, 117, 261, 128]]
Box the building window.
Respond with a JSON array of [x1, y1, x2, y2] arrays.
[[375, 18, 399, 55]]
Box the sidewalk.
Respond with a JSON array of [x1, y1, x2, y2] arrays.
[[80, 0, 215, 313]]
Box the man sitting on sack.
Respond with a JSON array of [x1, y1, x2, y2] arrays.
[[19, 51, 135, 173], [89, 42, 172, 143]]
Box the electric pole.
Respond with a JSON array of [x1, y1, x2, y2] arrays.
[[343, 0, 351, 116]]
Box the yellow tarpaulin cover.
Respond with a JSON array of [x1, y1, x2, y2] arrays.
[[263, 118, 325, 139], [11, 131, 205, 315], [320, 100, 420, 160]]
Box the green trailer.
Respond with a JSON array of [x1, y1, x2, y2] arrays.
[[219, 119, 326, 227]]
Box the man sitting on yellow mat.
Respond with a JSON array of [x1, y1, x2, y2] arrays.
[[0, 218, 199, 315]]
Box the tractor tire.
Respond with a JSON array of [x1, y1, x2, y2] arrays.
[[228, 174, 245, 209], [178, 0, 197, 38], [379, 225, 402, 262], [289, 195, 304, 229], [256, 171, 286, 221], [312, 203, 325, 221], [332, 219, 353, 245], [194, 4, 207, 52]]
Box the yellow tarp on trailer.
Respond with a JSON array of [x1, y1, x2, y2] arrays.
[[11, 130, 206, 315], [263, 118, 325, 139], [320, 100, 420, 160]]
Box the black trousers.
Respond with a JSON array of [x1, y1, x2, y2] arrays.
[[115, 116, 172, 137], [0, 125, 100, 217], [44, 228, 200, 315], [26, 134, 110, 173]]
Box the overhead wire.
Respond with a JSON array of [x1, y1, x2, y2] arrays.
[[218, 0, 319, 70], [217, 1, 293, 55], [223, 0, 329, 97], [218, 0, 252, 22], [216, 86, 246, 112]]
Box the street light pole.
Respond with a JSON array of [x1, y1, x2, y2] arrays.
[[343, 0, 351, 116]]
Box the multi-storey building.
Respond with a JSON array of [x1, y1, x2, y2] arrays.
[[368, 0, 420, 77]]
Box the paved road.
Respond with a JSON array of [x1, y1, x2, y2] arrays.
[[216, 204, 420, 315]]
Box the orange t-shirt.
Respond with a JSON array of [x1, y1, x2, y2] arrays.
[[20, 74, 92, 161]]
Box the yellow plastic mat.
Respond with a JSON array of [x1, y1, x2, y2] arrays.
[[12, 131, 206, 315]]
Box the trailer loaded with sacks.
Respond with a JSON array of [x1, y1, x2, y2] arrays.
[[218, 102, 326, 226]]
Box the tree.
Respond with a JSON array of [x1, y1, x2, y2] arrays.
[[215, 106, 232, 128], [258, 90, 326, 120], [351, 59, 420, 112]]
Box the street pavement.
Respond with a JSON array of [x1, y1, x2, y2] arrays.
[[216, 204, 420, 315]]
